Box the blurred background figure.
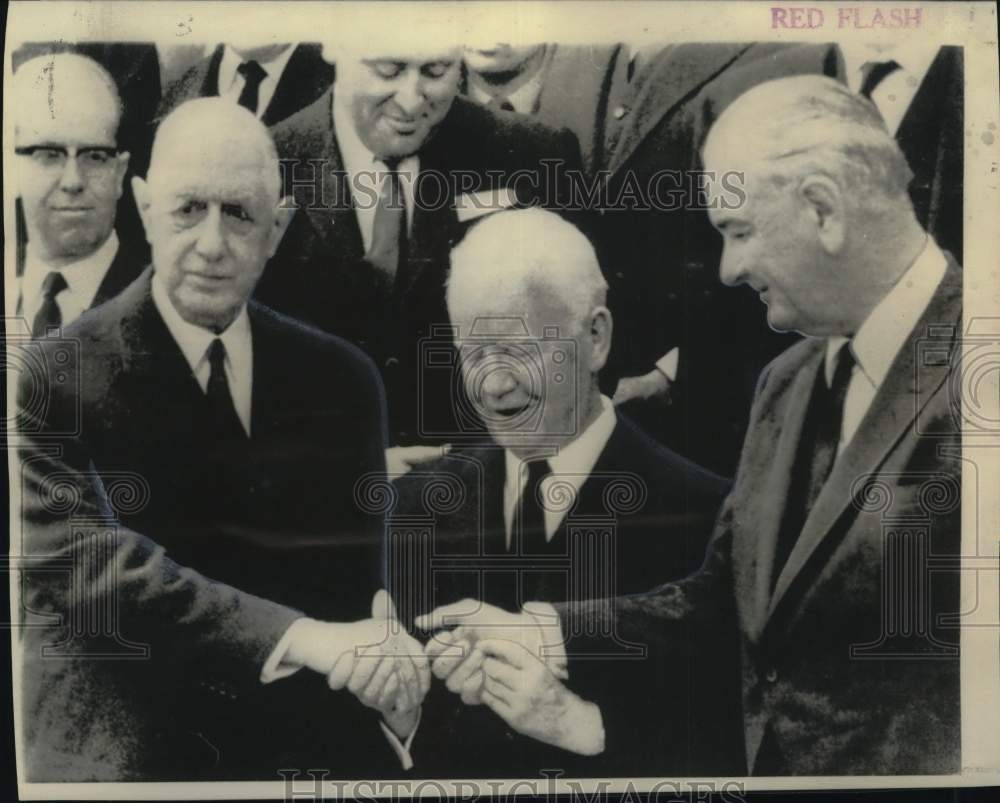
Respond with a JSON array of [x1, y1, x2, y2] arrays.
[[13, 52, 144, 336], [158, 41, 335, 127]]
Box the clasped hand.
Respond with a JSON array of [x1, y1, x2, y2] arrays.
[[414, 600, 604, 755], [289, 590, 429, 737]]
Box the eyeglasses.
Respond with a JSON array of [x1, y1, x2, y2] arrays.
[[15, 145, 119, 175]]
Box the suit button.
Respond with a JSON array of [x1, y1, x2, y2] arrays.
[[385, 357, 399, 369], [612, 105, 628, 120], [764, 668, 778, 683], [615, 271, 625, 280]]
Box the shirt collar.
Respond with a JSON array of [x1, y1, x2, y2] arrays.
[[504, 395, 617, 485], [465, 47, 552, 115], [23, 230, 119, 309], [839, 44, 939, 92], [331, 91, 419, 178], [150, 269, 252, 377], [825, 236, 947, 387], [218, 44, 297, 95]]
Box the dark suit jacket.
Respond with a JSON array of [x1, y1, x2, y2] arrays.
[[260, 91, 582, 445], [16, 269, 391, 781], [831, 46, 963, 261], [559, 259, 963, 775], [391, 414, 730, 777], [575, 42, 841, 475], [157, 44, 335, 128], [15, 239, 145, 323]]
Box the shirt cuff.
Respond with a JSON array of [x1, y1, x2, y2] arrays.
[[654, 347, 680, 382], [379, 707, 422, 771], [260, 616, 313, 684], [522, 602, 568, 680]]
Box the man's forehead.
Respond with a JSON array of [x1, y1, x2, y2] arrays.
[[17, 97, 118, 145], [347, 47, 461, 65], [151, 166, 275, 203]]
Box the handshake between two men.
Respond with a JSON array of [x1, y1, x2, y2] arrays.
[[286, 592, 604, 757]]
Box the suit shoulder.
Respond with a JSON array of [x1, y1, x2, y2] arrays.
[[448, 97, 578, 161], [613, 415, 731, 497], [270, 90, 332, 157], [248, 301, 379, 379]]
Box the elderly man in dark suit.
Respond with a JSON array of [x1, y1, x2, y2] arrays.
[[255, 44, 580, 458], [13, 53, 147, 335], [420, 76, 962, 776], [14, 98, 430, 781], [158, 42, 335, 128], [388, 209, 729, 776]]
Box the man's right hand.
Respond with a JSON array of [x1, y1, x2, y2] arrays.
[[286, 591, 430, 728]]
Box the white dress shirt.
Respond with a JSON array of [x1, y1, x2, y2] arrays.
[[503, 395, 618, 546], [840, 44, 939, 135], [20, 231, 119, 329], [216, 44, 298, 120], [826, 236, 947, 455], [150, 272, 253, 435], [331, 94, 417, 249]]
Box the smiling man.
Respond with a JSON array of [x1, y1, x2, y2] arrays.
[[15, 98, 431, 781], [390, 208, 728, 776], [14, 53, 144, 336], [258, 44, 581, 454], [420, 76, 963, 776]]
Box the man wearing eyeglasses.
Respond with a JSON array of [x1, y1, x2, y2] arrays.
[[14, 53, 143, 337]]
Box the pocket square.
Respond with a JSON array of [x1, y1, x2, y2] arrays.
[[454, 187, 520, 222]]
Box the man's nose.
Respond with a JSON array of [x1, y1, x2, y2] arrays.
[[719, 245, 746, 288], [393, 72, 427, 116], [58, 155, 85, 194], [194, 206, 226, 261]]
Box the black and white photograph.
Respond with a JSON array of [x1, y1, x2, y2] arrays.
[[3, 1, 999, 799]]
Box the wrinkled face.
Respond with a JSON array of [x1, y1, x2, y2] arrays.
[[706, 169, 831, 336], [463, 44, 544, 75], [336, 50, 461, 158], [453, 288, 593, 455], [137, 145, 285, 332], [16, 85, 127, 265]]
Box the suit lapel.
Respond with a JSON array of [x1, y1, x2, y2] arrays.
[[202, 45, 224, 97], [92, 247, 142, 309], [261, 44, 333, 127], [743, 348, 823, 640], [768, 261, 963, 618], [607, 43, 752, 176]]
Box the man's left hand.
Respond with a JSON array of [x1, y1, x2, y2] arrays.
[[477, 639, 604, 756]]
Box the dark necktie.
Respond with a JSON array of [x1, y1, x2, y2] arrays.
[[512, 458, 553, 554], [365, 158, 407, 287], [31, 271, 68, 338], [488, 96, 515, 113], [859, 59, 901, 98], [772, 343, 856, 584], [206, 338, 247, 440], [236, 60, 268, 114]]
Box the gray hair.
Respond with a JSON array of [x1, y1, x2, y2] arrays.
[[448, 208, 608, 332], [704, 75, 913, 210]]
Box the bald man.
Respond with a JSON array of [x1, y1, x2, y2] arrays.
[[14, 53, 144, 336], [15, 98, 430, 781], [392, 209, 729, 776]]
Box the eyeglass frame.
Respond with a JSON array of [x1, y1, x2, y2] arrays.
[[15, 144, 123, 175]]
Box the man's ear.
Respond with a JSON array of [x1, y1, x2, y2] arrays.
[[131, 175, 152, 239], [799, 174, 845, 255], [268, 195, 296, 257], [588, 306, 613, 373], [113, 151, 131, 200]]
